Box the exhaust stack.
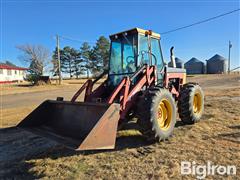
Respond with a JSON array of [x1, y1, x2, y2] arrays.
[[170, 46, 176, 68]]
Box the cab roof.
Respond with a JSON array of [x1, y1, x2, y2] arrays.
[[109, 28, 161, 40]]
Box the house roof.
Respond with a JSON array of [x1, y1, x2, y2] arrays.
[[0, 62, 28, 70]]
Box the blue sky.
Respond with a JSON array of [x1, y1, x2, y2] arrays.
[[1, 0, 239, 69]]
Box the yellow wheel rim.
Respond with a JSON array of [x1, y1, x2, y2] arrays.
[[157, 99, 172, 131], [193, 92, 202, 115]]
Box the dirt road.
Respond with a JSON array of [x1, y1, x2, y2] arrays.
[[1, 87, 80, 109], [0, 74, 239, 179]]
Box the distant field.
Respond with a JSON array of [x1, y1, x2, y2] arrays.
[[0, 78, 105, 96], [0, 74, 239, 179], [1, 73, 238, 96]]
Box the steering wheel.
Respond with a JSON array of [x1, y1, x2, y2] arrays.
[[139, 50, 157, 66], [126, 56, 135, 64], [125, 51, 157, 67]]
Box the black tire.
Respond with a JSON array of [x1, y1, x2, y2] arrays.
[[136, 88, 176, 141], [178, 83, 204, 124]]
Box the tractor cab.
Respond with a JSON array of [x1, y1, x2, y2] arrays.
[[108, 28, 164, 86]]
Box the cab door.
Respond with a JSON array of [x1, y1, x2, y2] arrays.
[[150, 38, 164, 84]]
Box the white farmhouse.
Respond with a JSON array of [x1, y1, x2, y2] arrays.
[[0, 62, 27, 83]]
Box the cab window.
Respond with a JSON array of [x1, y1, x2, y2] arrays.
[[151, 38, 164, 71], [138, 35, 150, 65]]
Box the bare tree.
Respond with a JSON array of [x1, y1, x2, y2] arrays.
[[16, 44, 50, 75]]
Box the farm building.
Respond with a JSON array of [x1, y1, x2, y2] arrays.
[[0, 61, 27, 83], [206, 54, 227, 74], [168, 57, 184, 69], [184, 57, 204, 74]]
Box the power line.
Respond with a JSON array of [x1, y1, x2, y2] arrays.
[[231, 66, 240, 72], [56, 9, 240, 44], [59, 35, 95, 44], [161, 9, 240, 35]]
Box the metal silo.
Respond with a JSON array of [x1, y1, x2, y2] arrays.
[[175, 57, 184, 69], [207, 54, 227, 74], [184, 58, 204, 74], [168, 57, 184, 68]]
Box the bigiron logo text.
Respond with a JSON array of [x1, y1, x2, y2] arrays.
[[181, 161, 237, 179]]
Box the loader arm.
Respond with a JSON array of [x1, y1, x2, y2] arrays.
[[71, 70, 108, 102], [71, 79, 93, 102], [114, 65, 156, 119], [71, 65, 156, 119]]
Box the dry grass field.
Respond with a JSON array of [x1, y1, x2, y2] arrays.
[[0, 78, 105, 96], [0, 74, 239, 179]]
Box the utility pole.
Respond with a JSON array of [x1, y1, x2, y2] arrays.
[[56, 35, 62, 84], [228, 40, 232, 74]]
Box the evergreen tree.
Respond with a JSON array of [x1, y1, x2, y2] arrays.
[[89, 36, 110, 76], [80, 42, 91, 78], [60, 46, 73, 78], [51, 36, 110, 78], [60, 46, 83, 78], [70, 48, 83, 79]]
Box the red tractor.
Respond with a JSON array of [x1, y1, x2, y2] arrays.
[[18, 28, 204, 150]]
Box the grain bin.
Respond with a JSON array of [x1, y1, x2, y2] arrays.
[[168, 57, 184, 68], [184, 57, 204, 74], [206, 54, 227, 74]]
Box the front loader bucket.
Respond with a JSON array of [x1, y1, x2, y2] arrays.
[[17, 100, 120, 150]]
